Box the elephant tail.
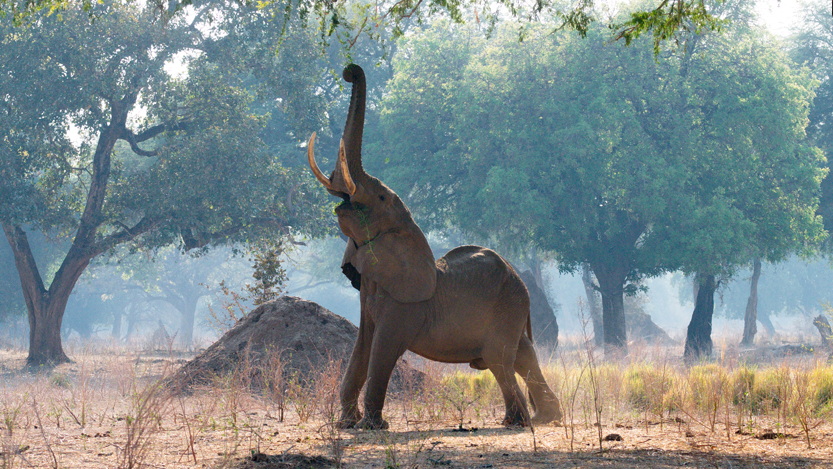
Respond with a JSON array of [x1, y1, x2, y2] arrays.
[[526, 314, 537, 414]]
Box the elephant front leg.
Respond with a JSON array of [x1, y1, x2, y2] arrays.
[[357, 327, 408, 430], [338, 319, 374, 429]]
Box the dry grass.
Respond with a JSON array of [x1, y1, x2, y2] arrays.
[[0, 342, 831, 469]]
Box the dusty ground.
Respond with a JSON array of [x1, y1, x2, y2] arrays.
[[1, 347, 832, 469]]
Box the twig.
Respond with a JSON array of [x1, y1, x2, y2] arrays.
[[32, 396, 59, 469]]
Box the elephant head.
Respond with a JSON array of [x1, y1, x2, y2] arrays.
[[307, 64, 437, 303]]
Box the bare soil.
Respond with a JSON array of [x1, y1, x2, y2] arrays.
[[0, 348, 831, 469]]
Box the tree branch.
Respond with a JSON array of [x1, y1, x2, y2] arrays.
[[90, 216, 161, 257], [182, 217, 290, 250], [73, 97, 130, 249], [121, 121, 190, 157], [290, 279, 335, 295], [1, 223, 47, 305], [121, 128, 160, 157]]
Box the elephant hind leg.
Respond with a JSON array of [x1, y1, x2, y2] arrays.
[[514, 335, 563, 425], [484, 351, 530, 427]]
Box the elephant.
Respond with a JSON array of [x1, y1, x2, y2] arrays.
[[305, 64, 563, 430]]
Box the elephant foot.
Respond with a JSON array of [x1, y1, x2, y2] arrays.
[[530, 398, 563, 426], [356, 416, 389, 430], [336, 410, 362, 429], [531, 411, 563, 426], [501, 412, 530, 428]]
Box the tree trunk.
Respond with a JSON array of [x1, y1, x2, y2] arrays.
[[581, 264, 604, 346], [126, 304, 140, 340], [813, 315, 833, 349], [28, 296, 72, 365], [179, 296, 198, 350], [3, 224, 83, 366], [591, 263, 628, 357], [2, 98, 144, 366], [740, 258, 762, 347], [112, 307, 123, 340], [758, 309, 776, 337], [684, 273, 716, 364]]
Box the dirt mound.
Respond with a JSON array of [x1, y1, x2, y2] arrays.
[[627, 310, 676, 345], [171, 296, 422, 391]]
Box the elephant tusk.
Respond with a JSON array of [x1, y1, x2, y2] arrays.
[[307, 132, 333, 189], [338, 138, 357, 196]]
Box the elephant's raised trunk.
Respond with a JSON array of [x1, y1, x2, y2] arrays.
[[306, 64, 367, 197], [341, 64, 366, 182]]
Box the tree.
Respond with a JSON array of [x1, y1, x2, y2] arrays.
[[792, 0, 833, 234], [650, 20, 826, 361], [740, 257, 762, 346], [0, 0, 329, 366]]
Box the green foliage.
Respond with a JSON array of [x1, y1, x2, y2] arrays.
[[654, 26, 826, 276], [611, 0, 727, 54], [0, 242, 24, 321], [622, 364, 651, 410], [792, 0, 833, 238], [687, 364, 728, 423], [0, 0, 730, 59], [1, 0, 334, 248], [245, 240, 289, 305]]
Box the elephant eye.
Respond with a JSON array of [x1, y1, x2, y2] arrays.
[[379, 195, 386, 201]]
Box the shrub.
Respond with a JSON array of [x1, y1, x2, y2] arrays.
[[688, 364, 728, 432], [752, 366, 791, 413], [731, 365, 758, 412], [623, 363, 652, 410], [624, 363, 675, 415], [809, 366, 833, 413]]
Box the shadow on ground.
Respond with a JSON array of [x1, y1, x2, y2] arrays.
[[238, 446, 829, 468], [238, 452, 337, 469], [464, 448, 830, 468]]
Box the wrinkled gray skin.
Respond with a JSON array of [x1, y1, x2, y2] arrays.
[[306, 64, 563, 430]]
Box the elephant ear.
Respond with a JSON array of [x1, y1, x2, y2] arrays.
[[346, 228, 437, 303]]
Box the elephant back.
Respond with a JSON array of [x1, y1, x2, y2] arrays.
[[437, 245, 529, 305]]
